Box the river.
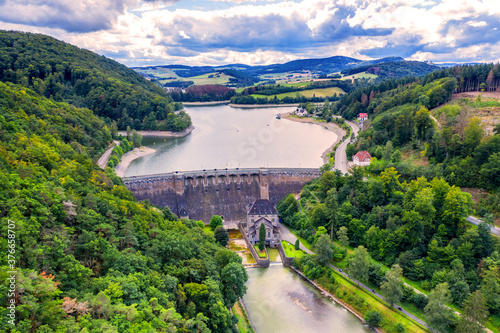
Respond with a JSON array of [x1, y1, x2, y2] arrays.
[[244, 265, 371, 333], [124, 105, 337, 176]]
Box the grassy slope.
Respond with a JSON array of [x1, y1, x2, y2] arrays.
[[251, 87, 345, 100]]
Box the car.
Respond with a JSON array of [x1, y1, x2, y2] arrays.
[[372, 289, 375, 293], [339, 269, 342, 272], [203, 169, 206, 171], [398, 306, 402, 311], [214, 169, 217, 171]]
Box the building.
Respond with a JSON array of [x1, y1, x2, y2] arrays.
[[295, 108, 308, 117], [246, 199, 280, 247], [353, 151, 372, 166], [357, 113, 368, 122]]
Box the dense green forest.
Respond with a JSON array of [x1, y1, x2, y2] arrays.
[[0, 30, 191, 131], [278, 169, 500, 331], [321, 64, 500, 210], [0, 81, 247, 332], [341, 61, 440, 80]]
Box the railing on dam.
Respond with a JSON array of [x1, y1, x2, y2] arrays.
[[123, 167, 322, 182]]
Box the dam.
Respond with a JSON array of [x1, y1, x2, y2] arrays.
[[124, 167, 321, 222]]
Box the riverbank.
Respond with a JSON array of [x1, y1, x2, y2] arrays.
[[229, 103, 298, 109], [117, 125, 194, 138], [115, 147, 156, 177], [183, 101, 230, 106], [283, 113, 346, 164]]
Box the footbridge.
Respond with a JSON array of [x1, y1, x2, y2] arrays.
[[124, 167, 321, 222]]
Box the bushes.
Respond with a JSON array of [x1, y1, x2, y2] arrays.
[[364, 310, 382, 327]]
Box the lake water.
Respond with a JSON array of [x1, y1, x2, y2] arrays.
[[244, 265, 371, 333], [125, 105, 337, 176]]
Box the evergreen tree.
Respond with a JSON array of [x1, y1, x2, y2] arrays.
[[214, 226, 229, 247], [258, 223, 266, 252]]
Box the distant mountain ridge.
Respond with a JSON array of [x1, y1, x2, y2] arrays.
[[133, 56, 407, 76]]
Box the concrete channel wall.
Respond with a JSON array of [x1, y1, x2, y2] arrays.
[[239, 223, 270, 268]]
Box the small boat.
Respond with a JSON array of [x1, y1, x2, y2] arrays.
[[276, 113, 281, 119]]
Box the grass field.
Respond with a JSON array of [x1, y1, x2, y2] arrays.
[[203, 225, 214, 236], [342, 72, 378, 81], [189, 72, 232, 85], [328, 269, 428, 333], [232, 300, 255, 333], [251, 87, 345, 100], [281, 240, 305, 258], [253, 245, 267, 258]]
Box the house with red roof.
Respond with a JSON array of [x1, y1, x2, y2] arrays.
[[353, 151, 372, 166], [357, 113, 368, 122]]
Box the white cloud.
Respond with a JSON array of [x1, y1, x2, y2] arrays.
[[1, 0, 499, 66]]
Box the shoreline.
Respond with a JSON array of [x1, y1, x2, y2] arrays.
[[183, 101, 230, 106], [115, 147, 157, 178], [282, 113, 346, 164], [229, 103, 298, 109], [117, 125, 194, 138]]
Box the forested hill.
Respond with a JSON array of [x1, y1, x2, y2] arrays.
[[0, 30, 191, 131], [326, 63, 500, 192], [0, 81, 248, 331]]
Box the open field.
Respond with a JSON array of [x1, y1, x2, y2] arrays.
[[433, 92, 500, 134], [251, 87, 345, 100], [253, 245, 267, 258], [232, 300, 255, 333], [281, 240, 304, 258], [342, 72, 378, 81]]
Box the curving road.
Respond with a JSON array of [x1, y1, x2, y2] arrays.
[[334, 120, 359, 174], [467, 216, 500, 237], [97, 140, 120, 169]]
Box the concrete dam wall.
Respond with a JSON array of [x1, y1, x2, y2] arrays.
[[124, 168, 321, 222]]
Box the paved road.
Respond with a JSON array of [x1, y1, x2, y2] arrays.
[[97, 141, 120, 169], [467, 216, 500, 237], [279, 224, 428, 329], [334, 120, 360, 174]]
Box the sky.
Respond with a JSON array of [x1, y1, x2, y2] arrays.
[[0, 0, 499, 67]]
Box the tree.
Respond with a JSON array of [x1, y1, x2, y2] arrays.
[[424, 283, 454, 333], [315, 234, 333, 266], [214, 226, 229, 247], [258, 222, 266, 252], [349, 246, 370, 284], [457, 291, 489, 333], [391, 149, 402, 163], [337, 226, 349, 249], [383, 141, 394, 161], [131, 130, 142, 147], [294, 239, 300, 251], [364, 310, 382, 328], [209, 215, 223, 230], [221, 262, 249, 307], [381, 264, 404, 307]]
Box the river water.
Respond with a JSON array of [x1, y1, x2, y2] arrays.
[[125, 105, 337, 176], [244, 265, 371, 333]]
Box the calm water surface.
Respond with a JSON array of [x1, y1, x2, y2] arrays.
[[244, 265, 371, 333], [125, 105, 337, 176]]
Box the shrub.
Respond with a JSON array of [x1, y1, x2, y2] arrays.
[[364, 310, 382, 328]]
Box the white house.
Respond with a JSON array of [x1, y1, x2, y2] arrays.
[[353, 151, 372, 166]]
